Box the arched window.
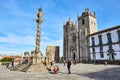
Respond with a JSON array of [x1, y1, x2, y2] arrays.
[[82, 19, 85, 25]]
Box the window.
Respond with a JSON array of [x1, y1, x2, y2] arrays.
[[98, 35, 102, 45], [107, 33, 112, 43], [109, 45, 113, 49], [100, 52, 104, 58], [91, 37, 95, 46], [92, 47, 95, 52], [99, 46, 104, 58], [117, 30, 120, 42], [100, 46, 103, 51], [82, 19, 85, 25]]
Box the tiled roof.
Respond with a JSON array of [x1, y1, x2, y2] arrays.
[[14, 55, 22, 58], [14, 59, 21, 62], [5, 56, 12, 58]]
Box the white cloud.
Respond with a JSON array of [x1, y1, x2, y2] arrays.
[[0, 34, 35, 45], [0, 32, 63, 57]]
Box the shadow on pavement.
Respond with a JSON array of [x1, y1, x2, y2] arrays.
[[76, 67, 120, 80], [48, 66, 120, 80], [48, 71, 54, 74], [58, 71, 67, 74]]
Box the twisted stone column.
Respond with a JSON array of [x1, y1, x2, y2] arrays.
[[34, 8, 43, 64]]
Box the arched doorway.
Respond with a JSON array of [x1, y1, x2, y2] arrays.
[[72, 51, 76, 60], [107, 49, 116, 61]]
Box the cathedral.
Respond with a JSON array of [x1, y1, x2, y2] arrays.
[[63, 8, 120, 63]]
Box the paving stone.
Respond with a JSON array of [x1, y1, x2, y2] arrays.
[[0, 63, 120, 80]]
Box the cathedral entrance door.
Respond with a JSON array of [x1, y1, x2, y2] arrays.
[[72, 52, 76, 60]]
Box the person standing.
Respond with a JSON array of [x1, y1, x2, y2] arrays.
[[11, 56, 14, 66], [67, 60, 71, 74], [6, 63, 9, 68]]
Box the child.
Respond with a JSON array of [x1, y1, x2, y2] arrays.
[[53, 65, 59, 74]]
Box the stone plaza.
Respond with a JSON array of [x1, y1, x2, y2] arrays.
[[0, 63, 120, 80]]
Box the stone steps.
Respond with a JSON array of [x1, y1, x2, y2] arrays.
[[9, 64, 22, 71], [9, 63, 31, 71], [20, 64, 32, 72]]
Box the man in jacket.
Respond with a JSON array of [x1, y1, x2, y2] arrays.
[[67, 60, 71, 74]]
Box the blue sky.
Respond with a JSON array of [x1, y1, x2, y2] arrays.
[[0, 0, 120, 57]]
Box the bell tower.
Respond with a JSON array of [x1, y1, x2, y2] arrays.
[[78, 8, 98, 62]]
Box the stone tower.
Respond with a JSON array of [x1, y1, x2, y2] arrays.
[[45, 46, 59, 64], [78, 8, 98, 62]]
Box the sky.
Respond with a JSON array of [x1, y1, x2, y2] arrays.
[[0, 0, 120, 57]]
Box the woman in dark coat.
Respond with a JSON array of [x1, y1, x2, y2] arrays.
[[67, 60, 71, 74]]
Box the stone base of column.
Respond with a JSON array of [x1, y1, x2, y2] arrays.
[[27, 63, 47, 72], [27, 51, 47, 72], [32, 51, 43, 64]]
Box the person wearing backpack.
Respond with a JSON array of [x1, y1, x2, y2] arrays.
[[67, 60, 71, 74]]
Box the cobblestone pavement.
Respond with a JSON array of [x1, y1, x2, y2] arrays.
[[0, 63, 120, 80]]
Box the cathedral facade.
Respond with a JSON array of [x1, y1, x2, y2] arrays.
[[63, 8, 120, 63]]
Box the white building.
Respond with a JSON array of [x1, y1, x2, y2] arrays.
[[88, 26, 120, 61]]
